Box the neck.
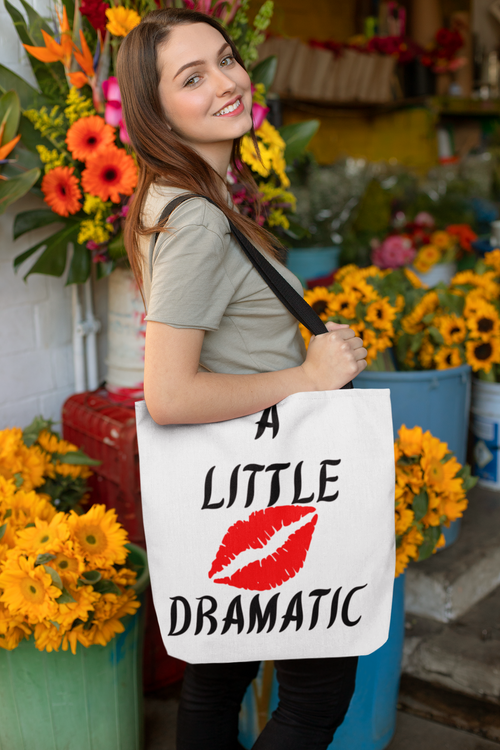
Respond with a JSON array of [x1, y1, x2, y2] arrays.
[[192, 139, 233, 181]]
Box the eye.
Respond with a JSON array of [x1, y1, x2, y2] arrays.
[[220, 55, 234, 67], [185, 74, 200, 87]]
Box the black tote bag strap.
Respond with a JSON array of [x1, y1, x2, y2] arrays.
[[153, 193, 353, 388]]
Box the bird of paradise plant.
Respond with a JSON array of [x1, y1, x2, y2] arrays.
[[1, 0, 318, 282]]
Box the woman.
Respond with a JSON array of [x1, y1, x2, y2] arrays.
[[117, 9, 367, 749]]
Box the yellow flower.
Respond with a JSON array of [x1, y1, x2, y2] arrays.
[[299, 323, 312, 350], [85, 589, 140, 647], [395, 526, 423, 577], [0, 602, 31, 650], [413, 244, 441, 273], [465, 338, 500, 373], [52, 583, 100, 631], [105, 6, 140, 36], [484, 248, 500, 273], [16, 513, 70, 553], [466, 301, 500, 341], [397, 425, 423, 457], [304, 287, 337, 321], [53, 461, 92, 480], [33, 621, 63, 652], [452, 270, 500, 300], [44, 541, 86, 584], [430, 230, 452, 250], [404, 268, 425, 289], [401, 291, 439, 334], [358, 328, 379, 365], [343, 276, 378, 303], [0, 555, 61, 623], [395, 294, 405, 312], [437, 314, 467, 345], [267, 209, 289, 229], [336, 264, 359, 282], [419, 337, 435, 368], [68, 505, 129, 568], [434, 346, 463, 370], [365, 297, 396, 331], [77, 219, 113, 246], [327, 291, 358, 319], [36, 145, 66, 174], [64, 86, 95, 125]]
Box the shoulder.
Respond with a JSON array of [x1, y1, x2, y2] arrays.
[[144, 182, 231, 242]]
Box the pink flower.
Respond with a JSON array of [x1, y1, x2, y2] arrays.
[[102, 76, 130, 144], [414, 211, 435, 228], [252, 101, 269, 130], [372, 235, 416, 269]]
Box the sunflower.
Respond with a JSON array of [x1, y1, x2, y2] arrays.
[[66, 116, 115, 162], [358, 327, 379, 365], [84, 589, 140, 647], [327, 291, 358, 319], [413, 244, 441, 273], [452, 270, 500, 300], [395, 503, 414, 536], [484, 249, 500, 273], [68, 504, 129, 568], [0, 555, 60, 623], [430, 230, 452, 250], [304, 287, 337, 321], [395, 526, 423, 577], [466, 302, 500, 341], [436, 314, 467, 345], [419, 337, 435, 368], [16, 513, 69, 553], [81, 147, 138, 203], [465, 338, 500, 373], [33, 622, 63, 653], [397, 425, 423, 457], [434, 346, 463, 370], [0, 602, 31, 651], [43, 540, 85, 583], [395, 294, 405, 312], [299, 323, 312, 350], [421, 453, 463, 497], [401, 291, 439, 334], [41, 166, 82, 217], [53, 583, 100, 630], [365, 297, 396, 331], [343, 277, 378, 303], [105, 6, 140, 36], [404, 268, 425, 288]]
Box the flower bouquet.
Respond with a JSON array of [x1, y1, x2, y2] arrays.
[[1, 0, 318, 283], [0, 417, 140, 653], [394, 425, 476, 577]]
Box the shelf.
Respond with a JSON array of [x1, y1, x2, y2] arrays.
[[278, 95, 500, 118]]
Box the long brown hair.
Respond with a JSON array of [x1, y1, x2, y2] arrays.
[[117, 7, 284, 284]]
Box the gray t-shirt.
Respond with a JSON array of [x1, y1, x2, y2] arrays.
[[140, 183, 307, 375]]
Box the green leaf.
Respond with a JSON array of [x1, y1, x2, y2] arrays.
[[0, 90, 21, 145], [412, 490, 429, 522], [53, 449, 101, 466], [14, 222, 80, 279], [43, 564, 63, 589], [23, 415, 55, 446], [83, 610, 95, 630], [0, 168, 40, 215], [81, 571, 102, 585], [428, 326, 444, 346], [96, 260, 115, 280], [14, 209, 62, 240], [0, 523, 7, 541], [19, 0, 54, 42], [94, 579, 121, 596], [56, 587, 77, 604], [13, 473, 24, 488], [107, 232, 126, 261], [18, 113, 52, 154], [0, 64, 45, 110], [4, 509, 12, 520], [66, 242, 91, 285], [417, 526, 442, 561], [250, 55, 277, 90], [279, 120, 320, 163], [35, 552, 56, 565]]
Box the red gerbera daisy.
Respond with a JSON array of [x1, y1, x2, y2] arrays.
[[41, 166, 82, 217], [81, 146, 138, 203], [66, 115, 116, 162]]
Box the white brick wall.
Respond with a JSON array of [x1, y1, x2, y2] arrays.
[[0, 1, 108, 431]]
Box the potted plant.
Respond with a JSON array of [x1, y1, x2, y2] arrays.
[[0, 418, 148, 750], [238, 426, 475, 750]]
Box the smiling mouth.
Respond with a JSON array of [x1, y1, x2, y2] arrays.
[[214, 98, 242, 116]]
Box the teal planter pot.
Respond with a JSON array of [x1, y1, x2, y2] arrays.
[[286, 247, 341, 286], [239, 575, 406, 750], [0, 544, 149, 750], [355, 364, 472, 546]]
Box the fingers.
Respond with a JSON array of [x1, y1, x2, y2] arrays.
[[325, 322, 349, 331], [353, 346, 368, 361]]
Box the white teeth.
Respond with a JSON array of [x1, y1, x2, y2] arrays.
[[215, 99, 241, 116]]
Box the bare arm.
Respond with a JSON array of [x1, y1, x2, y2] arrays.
[[144, 321, 367, 425]]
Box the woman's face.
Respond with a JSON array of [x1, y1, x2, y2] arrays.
[[157, 23, 253, 157]]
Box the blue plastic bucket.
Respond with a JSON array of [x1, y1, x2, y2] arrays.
[[286, 247, 341, 286], [355, 364, 471, 546], [238, 575, 406, 750]]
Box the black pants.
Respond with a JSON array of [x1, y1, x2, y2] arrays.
[[176, 656, 358, 750]]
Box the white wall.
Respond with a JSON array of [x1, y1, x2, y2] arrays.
[[0, 0, 108, 430]]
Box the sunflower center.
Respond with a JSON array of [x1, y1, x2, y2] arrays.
[[58, 560, 69, 569], [427, 458, 444, 483], [475, 342, 493, 360], [104, 168, 118, 182], [478, 317, 494, 333], [312, 300, 327, 314], [340, 301, 349, 310], [450, 326, 460, 335], [20, 578, 45, 604], [77, 525, 107, 554], [445, 353, 452, 365]]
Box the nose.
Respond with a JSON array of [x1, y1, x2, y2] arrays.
[[213, 65, 236, 98]]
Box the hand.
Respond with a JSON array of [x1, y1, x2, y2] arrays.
[[300, 322, 367, 391]]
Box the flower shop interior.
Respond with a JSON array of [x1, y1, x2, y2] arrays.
[[1, 0, 500, 748]]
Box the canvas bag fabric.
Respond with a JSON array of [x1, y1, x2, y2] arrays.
[[136, 195, 396, 664]]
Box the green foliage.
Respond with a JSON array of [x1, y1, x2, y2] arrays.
[[412, 490, 429, 522], [13, 221, 80, 280], [0, 168, 40, 215], [13, 209, 61, 239], [279, 120, 320, 164], [0, 90, 21, 144], [352, 179, 392, 235], [250, 55, 277, 90], [417, 526, 442, 561], [23, 415, 55, 446], [227, 0, 273, 69]]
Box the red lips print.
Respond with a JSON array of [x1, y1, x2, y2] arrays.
[[208, 506, 318, 591]]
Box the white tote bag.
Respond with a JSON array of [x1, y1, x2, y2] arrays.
[[136, 195, 396, 664]]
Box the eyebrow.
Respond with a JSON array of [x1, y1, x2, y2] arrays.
[[173, 42, 231, 80]]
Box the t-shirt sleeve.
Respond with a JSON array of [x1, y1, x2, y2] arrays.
[[145, 218, 235, 332]]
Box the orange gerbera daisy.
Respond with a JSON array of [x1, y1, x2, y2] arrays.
[[66, 116, 115, 161], [81, 147, 137, 203], [41, 166, 82, 217]]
